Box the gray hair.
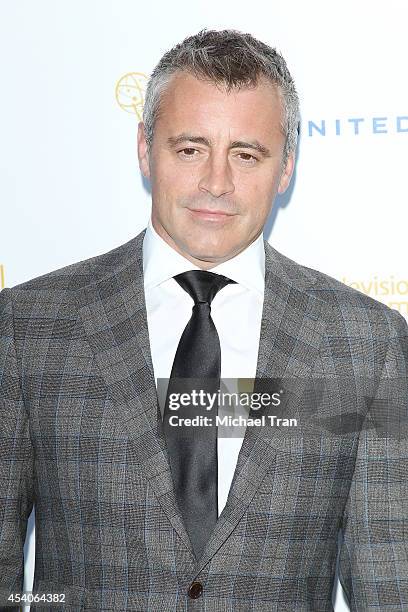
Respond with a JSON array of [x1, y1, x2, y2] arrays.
[[143, 28, 300, 165]]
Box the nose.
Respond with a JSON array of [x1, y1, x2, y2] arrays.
[[198, 154, 235, 198]]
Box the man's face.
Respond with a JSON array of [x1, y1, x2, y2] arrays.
[[137, 71, 294, 269]]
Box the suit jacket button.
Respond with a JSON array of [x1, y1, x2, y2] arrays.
[[188, 581, 203, 599]]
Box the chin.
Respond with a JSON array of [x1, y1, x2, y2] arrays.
[[186, 241, 228, 260]]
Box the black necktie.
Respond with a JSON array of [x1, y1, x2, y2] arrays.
[[163, 270, 236, 559]]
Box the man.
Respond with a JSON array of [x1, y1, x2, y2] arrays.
[[0, 28, 407, 611]]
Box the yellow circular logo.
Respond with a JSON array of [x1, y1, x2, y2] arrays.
[[115, 72, 148, 120]]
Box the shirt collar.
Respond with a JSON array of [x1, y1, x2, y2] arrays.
[[143, 215, 265, 295]]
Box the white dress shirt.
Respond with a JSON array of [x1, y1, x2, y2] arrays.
[[142, 215, 265, 515]]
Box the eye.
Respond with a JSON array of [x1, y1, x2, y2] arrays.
[[236, 152, 258, 163], [178, 147, 199, 158]]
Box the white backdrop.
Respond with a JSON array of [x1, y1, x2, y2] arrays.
[[1, 1, 407, 610]]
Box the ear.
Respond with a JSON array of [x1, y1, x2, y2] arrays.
[[277, 152, 295, 194], [137, 121, 150, 179]]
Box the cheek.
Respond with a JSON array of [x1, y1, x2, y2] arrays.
[[242, 179, 273, 214], [154, 153, 198, 190], [238, 166, 276, 196]]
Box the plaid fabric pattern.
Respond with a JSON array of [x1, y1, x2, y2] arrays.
[[0, 228, 407, 611]]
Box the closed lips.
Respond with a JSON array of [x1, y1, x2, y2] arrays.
[[189, 209, 235, 215]]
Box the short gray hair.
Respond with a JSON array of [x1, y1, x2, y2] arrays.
[[143, 28, 300, 165]]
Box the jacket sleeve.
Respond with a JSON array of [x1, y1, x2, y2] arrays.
[[338, 308, 408, 610], [0, 287, 35, 608]]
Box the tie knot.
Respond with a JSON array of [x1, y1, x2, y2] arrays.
[[173, 270, 236, 305]]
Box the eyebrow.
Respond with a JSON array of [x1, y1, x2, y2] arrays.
[[167, 134, 272, 157]]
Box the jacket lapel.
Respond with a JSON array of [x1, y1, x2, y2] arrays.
[[77, 229, 327, 570], [193, 241, 327, 573], [77, 229, 194, 555]]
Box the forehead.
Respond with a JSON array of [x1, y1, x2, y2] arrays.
[[155, 71, 284, 139]]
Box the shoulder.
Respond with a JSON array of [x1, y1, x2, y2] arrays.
[[1, 230, 145, 311], [265, 241, 408, 339]]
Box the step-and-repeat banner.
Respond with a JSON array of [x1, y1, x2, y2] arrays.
[[1, 2, 406, 610]]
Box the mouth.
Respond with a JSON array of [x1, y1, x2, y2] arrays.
[[187, 208, 237, 222]]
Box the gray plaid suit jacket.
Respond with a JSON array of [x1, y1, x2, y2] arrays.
[[1, 228, 407, 611]]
